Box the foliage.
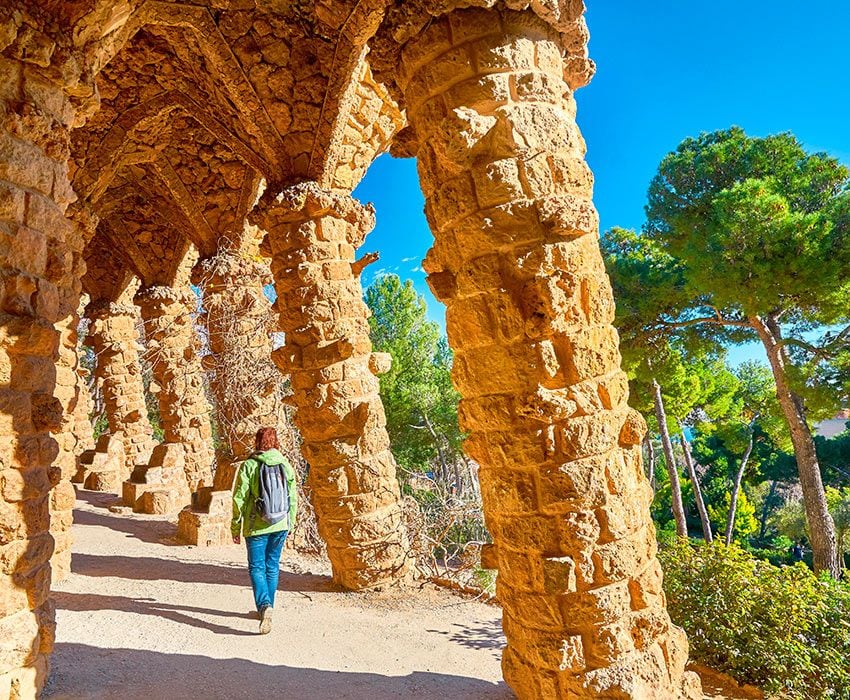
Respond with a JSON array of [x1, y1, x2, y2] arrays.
[[659, 540, 850, 698], [827, 486, 850, 568], [642, 126, 850, 419], [365, 275, 466, 487], [366, 275, 489, 593], [817, 428, 850, 486], [708, 489, 758, 542], [772, 500, 809, 544]]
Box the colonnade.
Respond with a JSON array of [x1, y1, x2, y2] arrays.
[[0, 2, 699, 698]]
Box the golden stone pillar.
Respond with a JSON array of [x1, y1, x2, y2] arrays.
[[0, 10, 96, 695], [381, 6, 701, 698], [135, 285, 215, 494], [86, 299, 156, 474], [250, 183, 410, 590], [178, 252, 283, 546], [50, 207, 97, 582]]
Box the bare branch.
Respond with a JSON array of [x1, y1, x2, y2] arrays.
[[655, 316, 751, 330]]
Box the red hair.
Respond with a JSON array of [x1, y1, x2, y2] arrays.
[[255, 427, 280, 452]]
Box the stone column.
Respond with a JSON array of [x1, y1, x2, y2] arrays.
[[51, 275, 94, 583], [86, 300, 156, 474], [250, 183, 410, 591], [177, 252, 284, 546], [0, 10, 96, 695], [51, 209, 97, 582], [196, 251, 280, 482], [388, 7, 700, 699], [135, 285, 214, 493]]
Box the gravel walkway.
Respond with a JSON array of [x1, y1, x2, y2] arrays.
[[45, 491, 509, 700]]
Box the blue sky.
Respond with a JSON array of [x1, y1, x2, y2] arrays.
[[355, 1, 850, 365]]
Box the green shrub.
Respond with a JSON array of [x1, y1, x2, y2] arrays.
[[658, 540, 850, 699]]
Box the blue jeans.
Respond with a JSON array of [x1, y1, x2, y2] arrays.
[[245, 530, 288, 611]]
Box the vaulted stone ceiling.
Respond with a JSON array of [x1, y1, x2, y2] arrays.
[[71, 0, 403, 298]]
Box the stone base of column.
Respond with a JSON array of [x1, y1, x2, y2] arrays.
[[72, 433, 125, 493], [177, 489, 234, 547], [122, 443, 191, 515], [176, 458, 239, 546]]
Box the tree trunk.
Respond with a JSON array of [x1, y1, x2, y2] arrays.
[[644, 434, 657, 490], [679, 429, 713, 543], [759, 479, 778, 541], [751, 314, 840, 577], [653, 379, 688, 537], [452, 459, 463, 497], [422, 412, 451, 491], [465, 457, 481, 501], [726, 419, 756, 546]]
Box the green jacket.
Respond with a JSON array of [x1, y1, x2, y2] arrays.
[[231, 449, 298, 538]]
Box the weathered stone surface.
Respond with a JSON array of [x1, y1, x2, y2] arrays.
[[0, 8, 96, 692], [136, 277, 215, 494], [73, 433, 125, 494], [387, 6, 700, 698], [251, 183, 411, 591], [0, 2, 699, 696], [86, 296, 156, 473], [122, 443, 191, 515]]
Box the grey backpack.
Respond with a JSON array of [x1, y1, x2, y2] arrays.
[[255, 459, 289, 525]]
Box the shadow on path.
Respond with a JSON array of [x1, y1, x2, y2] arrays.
[[45, 644, 512, 699], [73, 491, 177, 545], [53, 591, 256, 636], [427, 619, 506, 658], [71, 552, 337, 593]]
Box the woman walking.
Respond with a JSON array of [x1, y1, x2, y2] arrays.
[[231, 427, 298, 634]]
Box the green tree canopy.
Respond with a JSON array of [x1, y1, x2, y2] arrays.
[[365, 275, 463, 486], [615, 127, 850, 575]]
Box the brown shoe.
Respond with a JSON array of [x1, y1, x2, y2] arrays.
[[259, 606, 273, 635]]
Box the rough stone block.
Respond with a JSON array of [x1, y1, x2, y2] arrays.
[[139, 488, 188, 515], [541, 556, 577, 595]]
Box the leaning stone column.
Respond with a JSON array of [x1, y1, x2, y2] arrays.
[[250, 183, 410, 590], [177, 251, 283, 546], [87, 300, 156, 474], [380, 6, 700, 699], [50, 211, 96, 582], [135, 285, 215, 493], [0, 9, 97, 695]]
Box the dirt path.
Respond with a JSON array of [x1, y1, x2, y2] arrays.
[[45, 492, 509, 699], [45, 491, 758, 700]]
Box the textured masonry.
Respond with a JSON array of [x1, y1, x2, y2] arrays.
[[178, 251, 283, 546], [49, 207, 95, 581], [251, 183, 411, 590], [0, 1, 703, 696], [388, 7, 701, 699], [135, 284, 215, 494], [86, 299, 156, 474], [0, 15, 90, 694]]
